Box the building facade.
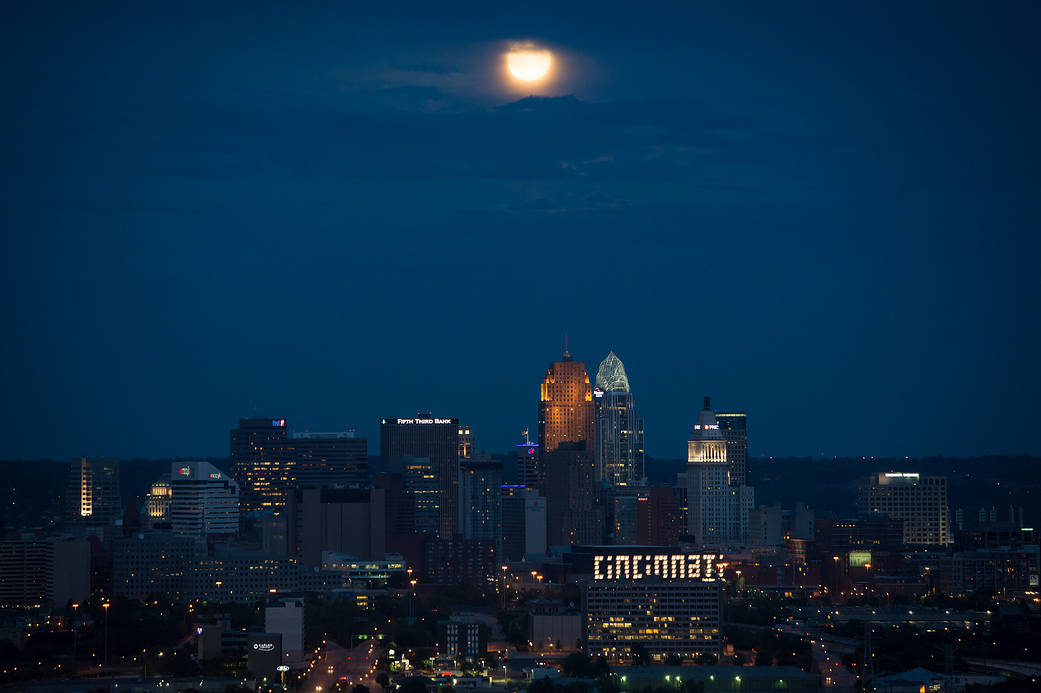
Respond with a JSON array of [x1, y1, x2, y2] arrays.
[[857, 472, 951, 546], [586, 550, 725, 661], [544, 443, 605, 547], [715, 412, 747, 487], [64, 458, 121, 526], [231, 418, 290, 512], [459, 457, 503, 551], [501, 485, 547, 560], [286, 431, 367, 489], [593, 351, 645, 486], [380, 416, 460, 538], [538, 351, 594, 455], [685, 398, 753, 547], [170, 460, 239, 537]]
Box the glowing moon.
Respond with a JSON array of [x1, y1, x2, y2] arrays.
[[507, 48, 552, 82]]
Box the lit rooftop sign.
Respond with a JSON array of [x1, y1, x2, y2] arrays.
[[393, 417, 454, 425], [593, 553, 726, 582]]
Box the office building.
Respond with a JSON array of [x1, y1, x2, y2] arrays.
[[501, 485, 547, 560], [231, 418, 290, 512], [515, 431, 541, 487], [383, 456, 439, 535], [0, 538, 90, 608], [424, 537, 497, 585], [585, 549, 725, 661], [613, 492, 640, 545], [857, 472, 951, 546], [715, 412, 747, 486], [170, 461, 239, 538], [380, 416, 460, 538], [459, 457, 503, 551], [111, 533, 198, 600], [439, 616, 488, 659], [64, 457, 121, 526], [544, 443, 604, 546], [287, 487, 386, 566], [686, 398, 753, 547], [285, 431, 367, 489], [147, 475, 172, 521], [538, 350, 594, 454], [265, 598, 305, 665], [593, 351, 645, 486]]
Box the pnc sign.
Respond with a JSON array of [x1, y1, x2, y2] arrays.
[[593, 553, 726, 582]]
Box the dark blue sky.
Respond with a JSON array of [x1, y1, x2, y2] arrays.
[[3, 1, 1039, 460]]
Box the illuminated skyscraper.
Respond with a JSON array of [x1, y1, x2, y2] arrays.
[[686, 398, 753, 547], [64, 458, 121, 527], [380, 415, 460, 538], [230, 417, 289, 512], [538, 350, 594, 454], [593, 351, 645, 485]]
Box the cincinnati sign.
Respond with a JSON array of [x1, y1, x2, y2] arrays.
[[593, 553, 726, 582]]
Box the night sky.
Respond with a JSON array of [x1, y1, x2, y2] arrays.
[[3, 2, 1039, 461]]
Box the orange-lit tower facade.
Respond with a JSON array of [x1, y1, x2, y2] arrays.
[[538, 349, 594, 455]]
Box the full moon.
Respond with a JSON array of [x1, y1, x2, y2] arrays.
[[507, 48, 552, 82]]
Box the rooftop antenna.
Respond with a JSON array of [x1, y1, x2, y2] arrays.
[[563, 332, 570, 359]]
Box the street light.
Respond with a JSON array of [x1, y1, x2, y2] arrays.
[[409, 580, 418, 623], [102, 602, 111, 667]]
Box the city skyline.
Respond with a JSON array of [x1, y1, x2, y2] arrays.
[[4, 3, 1040, 463]]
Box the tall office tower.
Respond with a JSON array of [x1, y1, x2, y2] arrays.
[[380, 415, 460, 538], [230, 418, 289, 512], [458, 425, 474, 460], [538, 350, 594, 455], [857, 472, 951, 546], [515, 430, 541, 487], [715, 411, 748, 486], [64, 458, 121, 526], [170, 461, 239, 538], [544, 443, 604, 546], [459, 456, 503, 552], [686, 398, 753, 547], [501, 485, 547, 560], [593, 351, 645, 486], [285, 431, 368, 489], [383, 456, 439, 535], [147, 475, 172, 521]]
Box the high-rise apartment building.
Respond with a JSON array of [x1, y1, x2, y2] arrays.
[[380, 415, 460, 538], [459, 457, 503, 552], [857, 472, 951, 546], [285, 431, 368, 489], [230, 418, 289, 512], [170, 461, 239, 538], [715, 412, 747, 486], [544, 442, 604, 546], [593, 351, 645, 486], [64, 458, 121, 526], [685, 398, 753, 547], [538, 351, 594, 455]]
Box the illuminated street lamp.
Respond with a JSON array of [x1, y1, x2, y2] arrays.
[[102, 602, 111, 666]]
